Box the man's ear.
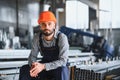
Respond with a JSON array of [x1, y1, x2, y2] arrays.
[[54, 24, 57, 29]]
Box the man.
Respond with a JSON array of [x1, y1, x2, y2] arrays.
[[19, 11, 69, 80]]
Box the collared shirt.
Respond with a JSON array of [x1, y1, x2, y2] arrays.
[[28, 31, 69, 71]]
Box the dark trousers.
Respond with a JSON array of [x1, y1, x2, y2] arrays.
[[19, 64, 62, 80]]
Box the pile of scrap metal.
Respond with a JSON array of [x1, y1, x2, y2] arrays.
[[59, 26, 114, 60]]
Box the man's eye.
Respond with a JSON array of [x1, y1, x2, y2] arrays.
[[48, 23, 51, 26], [41, 23, 46, 26]]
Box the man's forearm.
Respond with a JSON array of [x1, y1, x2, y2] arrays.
[[44, 58, 68, 71]]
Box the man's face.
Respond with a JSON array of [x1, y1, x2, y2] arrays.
[[40, 21, 56, 36]]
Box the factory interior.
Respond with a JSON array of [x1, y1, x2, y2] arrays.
[[0, 0, 120, 80]]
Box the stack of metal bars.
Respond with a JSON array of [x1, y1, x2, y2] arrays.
[[69, 59, 120, 80]]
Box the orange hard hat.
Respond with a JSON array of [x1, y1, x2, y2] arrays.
[[38, 11, 56, 24]]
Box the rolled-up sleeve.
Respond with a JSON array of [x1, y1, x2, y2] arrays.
[[45, 33, 69, 71]]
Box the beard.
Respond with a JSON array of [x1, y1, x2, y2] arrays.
[[42, 29, 55, 36]]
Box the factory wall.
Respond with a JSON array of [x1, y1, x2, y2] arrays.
[[0, 0, 40, 49]]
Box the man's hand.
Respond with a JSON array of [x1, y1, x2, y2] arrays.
[[30, 62, 45, 77]]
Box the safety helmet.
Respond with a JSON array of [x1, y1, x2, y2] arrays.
[[38, 11, 56, 24]]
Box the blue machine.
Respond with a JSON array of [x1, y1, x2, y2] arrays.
[[60, 26, 114, 60]]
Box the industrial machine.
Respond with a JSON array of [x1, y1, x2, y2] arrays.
[[59, 26, 114, 60], [60, 26, 120, 80]]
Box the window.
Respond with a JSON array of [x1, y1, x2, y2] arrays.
[[99, 0, 120, 28], [66, 0, 89, 29]]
